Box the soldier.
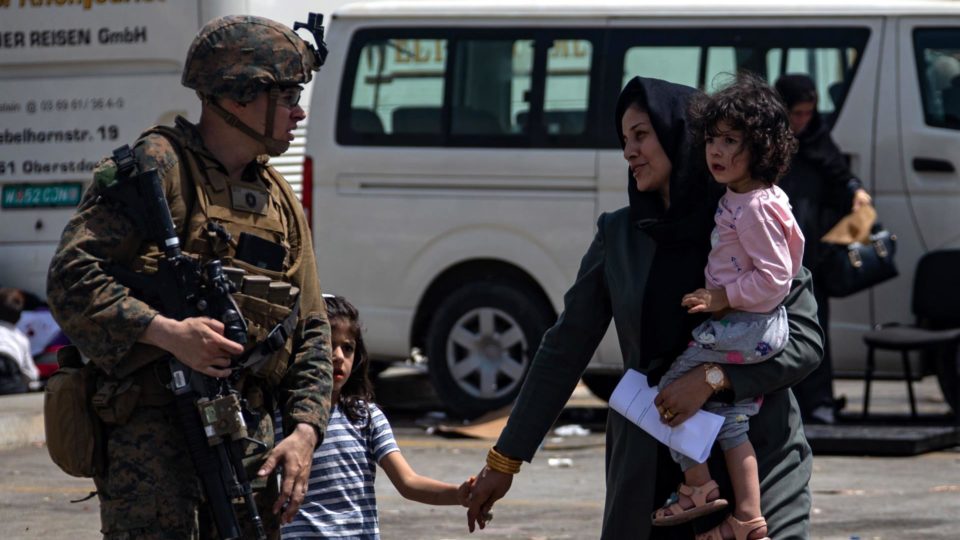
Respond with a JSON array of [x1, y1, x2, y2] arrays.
[[46, 15, 332, 539]]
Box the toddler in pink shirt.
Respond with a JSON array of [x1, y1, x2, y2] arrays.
[[652, 75, 803, 540], [706, 185, 804, 314]]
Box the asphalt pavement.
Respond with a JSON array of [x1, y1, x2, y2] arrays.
[[1, 372, 958, 539]]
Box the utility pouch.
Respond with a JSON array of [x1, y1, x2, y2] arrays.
[[235, 232, 286, 272], [44, 346, 104, 478], [232, 292, 295, 386], [91, 376, 142, 426]]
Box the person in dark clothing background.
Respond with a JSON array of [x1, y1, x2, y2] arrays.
[[0, 288, 35, 395], [775, 74, 873, 425]]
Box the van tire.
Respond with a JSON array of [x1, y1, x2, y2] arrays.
[[425, 282, 553, 419]]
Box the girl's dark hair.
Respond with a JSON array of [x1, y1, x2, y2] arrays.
[[689, 73, 798, 185], [324, 294, 375, 424]]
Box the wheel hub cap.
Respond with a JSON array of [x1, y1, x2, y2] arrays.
[[446, 307, 528, 399]]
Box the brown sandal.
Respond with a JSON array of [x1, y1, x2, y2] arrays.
[[651, 480, 729, 526], [694, 514, 771, 540]]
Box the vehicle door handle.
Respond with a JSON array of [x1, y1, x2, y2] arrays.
[[912, 158, 955, 173]]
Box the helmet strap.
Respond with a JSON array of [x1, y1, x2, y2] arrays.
[[206, 91, 288, 156], [264, 86, 280, 147]]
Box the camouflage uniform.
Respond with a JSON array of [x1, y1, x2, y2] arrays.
[[46, 15, 332, 540]]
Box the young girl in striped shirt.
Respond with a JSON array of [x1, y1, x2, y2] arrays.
[[280, 294, 472, 539]]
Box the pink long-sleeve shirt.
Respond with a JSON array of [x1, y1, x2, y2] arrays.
[[705, 185, 805, 313]]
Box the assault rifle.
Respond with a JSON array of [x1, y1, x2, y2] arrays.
[[102, 145, 266, 540]]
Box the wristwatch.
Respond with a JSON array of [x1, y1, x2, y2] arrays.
[[704, 364, 727, 393]]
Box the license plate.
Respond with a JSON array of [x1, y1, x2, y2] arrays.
[[1, 182, 83, 209]]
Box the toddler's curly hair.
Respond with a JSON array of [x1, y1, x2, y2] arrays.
[[689, 72, 798, 185]]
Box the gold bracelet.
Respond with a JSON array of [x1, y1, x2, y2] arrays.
[[486, 447, 522, 475], [486, 456, 521, 475], [489, 446, 521, 467]]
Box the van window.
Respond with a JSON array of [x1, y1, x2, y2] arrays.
[[544, 39, 592, 135], [338, 29, 599, 147], [615, 27, 869, 124], [766, 47, 860, 118], [349, 38, 447, 135], [623, 47, 700, 89], [451, 39, 533, 136], [623, 46, 738, 92], [914, 28, 960, 130]]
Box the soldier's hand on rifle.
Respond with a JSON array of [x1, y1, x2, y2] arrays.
[[258, 422, 318, 523], [141, 314, 245, 378]]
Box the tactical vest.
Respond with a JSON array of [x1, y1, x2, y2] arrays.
[[115, 123, 317, 409]]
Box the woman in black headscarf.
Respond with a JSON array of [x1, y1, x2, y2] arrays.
[[775, 74, 873, 425], [464, 77, 822, 539]]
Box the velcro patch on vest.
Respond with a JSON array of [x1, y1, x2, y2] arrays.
[[231, 186, 270, 215]]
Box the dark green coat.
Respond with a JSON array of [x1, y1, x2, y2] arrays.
[[497, 207, 823, 539]]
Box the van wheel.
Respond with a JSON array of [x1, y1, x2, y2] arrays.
[[581, 373, 621, 402], [425, 282, 553, 419]]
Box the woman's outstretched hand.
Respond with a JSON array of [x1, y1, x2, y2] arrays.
[[466, 466, 512, 532], [655, 367, 718, 427]]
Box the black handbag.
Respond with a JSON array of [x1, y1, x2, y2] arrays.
[[819, 224, 898, 298]]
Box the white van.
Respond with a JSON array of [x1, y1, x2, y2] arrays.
[[0, 0, 338, 300], [306, 0, 960, 417]]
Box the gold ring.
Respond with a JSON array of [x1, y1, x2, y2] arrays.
[[663, 409, 675, 420]]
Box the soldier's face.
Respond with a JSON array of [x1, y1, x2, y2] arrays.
[[238, 87, 306, 153], [271, 86, 306, 143]]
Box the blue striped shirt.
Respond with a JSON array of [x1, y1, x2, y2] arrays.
[[280, 402, 399, 539]]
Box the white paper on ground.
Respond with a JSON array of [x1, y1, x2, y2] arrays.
[[608, 369, 724, 463]]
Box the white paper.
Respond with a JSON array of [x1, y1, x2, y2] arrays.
[[608, 369, 725, 463]]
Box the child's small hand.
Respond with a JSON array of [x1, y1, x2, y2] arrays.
[[457, 476, 477, 507], [681, 288, 729, 313]]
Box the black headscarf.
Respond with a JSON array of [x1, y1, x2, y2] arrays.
[[774, 73, 817, 110], [774, 74, 852, 183], [615, 77, 718, 243], [614, 77, 720, 368]]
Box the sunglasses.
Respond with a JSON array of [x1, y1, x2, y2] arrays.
[[276, 87, 303, 108]]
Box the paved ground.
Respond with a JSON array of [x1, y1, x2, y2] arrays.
[[1, 374, 958, 539]]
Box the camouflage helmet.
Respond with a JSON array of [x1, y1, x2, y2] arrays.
[[182, 15, 318, 103]]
